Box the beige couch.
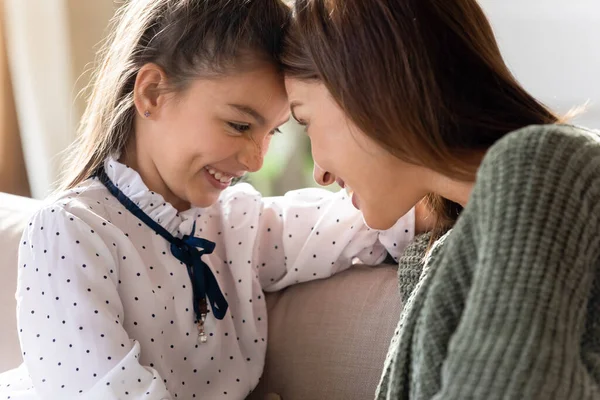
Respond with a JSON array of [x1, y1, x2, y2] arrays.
[[0, 192, 402, 400]]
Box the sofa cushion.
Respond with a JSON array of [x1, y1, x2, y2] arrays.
[[248, 264, 402, 400], [0, 193, 40, 373]]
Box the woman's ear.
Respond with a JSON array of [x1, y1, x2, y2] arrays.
[[133, 63, 169, 119]]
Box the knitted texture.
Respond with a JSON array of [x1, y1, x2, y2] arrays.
[[377, 125, 600, 399]]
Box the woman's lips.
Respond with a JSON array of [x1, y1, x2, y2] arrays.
[[333, 176, 359, 209], [345, 185, 359, 209], [351, 192, 360, 209], [339, 180, 359, 209]]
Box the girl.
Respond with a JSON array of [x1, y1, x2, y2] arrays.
[[282, 0, 600, 399], [0, 0, 416, 399]]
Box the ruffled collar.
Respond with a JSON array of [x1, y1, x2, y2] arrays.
[[103, 156, 198, 236]]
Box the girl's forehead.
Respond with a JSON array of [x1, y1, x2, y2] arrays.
[[197, 71, 284, 101], [183, 67, 289, 121]]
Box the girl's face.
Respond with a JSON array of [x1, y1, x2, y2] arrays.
[[128, 63, 290, 210], [285, 78, 431, 230]]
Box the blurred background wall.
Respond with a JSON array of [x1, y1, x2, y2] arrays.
[[0, 0, 598, 199], [479, 0, 600, 127], [2, 0, 117, 198]]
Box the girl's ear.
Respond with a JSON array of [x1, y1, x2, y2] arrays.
[[133, 63, 170, 119]]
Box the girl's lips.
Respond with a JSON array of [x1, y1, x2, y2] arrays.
[[205, 165, 246, 180], [203, 168, 231, 190]]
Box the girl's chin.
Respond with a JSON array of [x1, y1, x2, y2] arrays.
[[188, 194, 219, 209]]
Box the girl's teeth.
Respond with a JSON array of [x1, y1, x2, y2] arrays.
[[206, 166, 232, 184], [345, 185, 354, 196]]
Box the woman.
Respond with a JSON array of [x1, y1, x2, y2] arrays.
[[282, 0, 600, 398]]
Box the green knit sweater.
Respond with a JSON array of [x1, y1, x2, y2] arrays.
[[376, 124, 600, 400]]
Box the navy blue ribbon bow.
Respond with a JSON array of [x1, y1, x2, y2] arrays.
[[96, 167, 228, 322]]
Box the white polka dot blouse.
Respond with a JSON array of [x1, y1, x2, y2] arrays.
[[0, 157, 414, 399]]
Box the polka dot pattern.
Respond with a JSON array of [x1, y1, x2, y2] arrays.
[[0, 157, 414, 399]]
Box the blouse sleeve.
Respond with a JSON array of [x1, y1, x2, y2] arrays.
[[215, 184, 414, 291], [16, 206, 172, 399]]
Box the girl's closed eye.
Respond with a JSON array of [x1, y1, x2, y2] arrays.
[[228, 121, 282, 136], [227, 122, 251, 134]]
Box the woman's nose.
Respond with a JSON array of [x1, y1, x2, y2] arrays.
[[313, 163, 336, 186]]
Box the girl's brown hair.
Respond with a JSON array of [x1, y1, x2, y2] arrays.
[[59, 0, 290, 192], [283, 0, 566, 239]]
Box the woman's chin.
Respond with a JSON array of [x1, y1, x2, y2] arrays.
[[361, 208, 396, 231]]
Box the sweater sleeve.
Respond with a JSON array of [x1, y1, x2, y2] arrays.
[[431, 125, 600, 399]]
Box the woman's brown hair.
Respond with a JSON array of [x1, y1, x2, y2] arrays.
[[282, 0, 566, 239]]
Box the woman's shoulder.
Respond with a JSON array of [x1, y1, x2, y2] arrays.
[[472, 123, 600, 238], [480, 124, 600, 181], [487, 124, 600, 161]]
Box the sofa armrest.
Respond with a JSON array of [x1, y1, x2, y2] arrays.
[[0, 192, 40, 373], [248, 264, 402, 400]]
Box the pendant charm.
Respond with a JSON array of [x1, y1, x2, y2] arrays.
[[197, 312, 207, 344]]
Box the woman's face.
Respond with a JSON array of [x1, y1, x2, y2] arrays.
[[285, 78, 430, 230]]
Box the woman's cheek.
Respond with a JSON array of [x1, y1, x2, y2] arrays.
[[309, 139, 328, 168]]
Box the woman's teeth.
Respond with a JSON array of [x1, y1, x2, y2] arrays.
[[206, 167, 233, 183], [345, 185, 354, 197]]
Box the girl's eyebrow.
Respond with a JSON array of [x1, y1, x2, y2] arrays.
[[228, 103, 265, 125]]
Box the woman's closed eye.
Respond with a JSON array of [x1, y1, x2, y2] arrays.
[[293, 118, 309, 134], [291, 112, 309, 130]]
